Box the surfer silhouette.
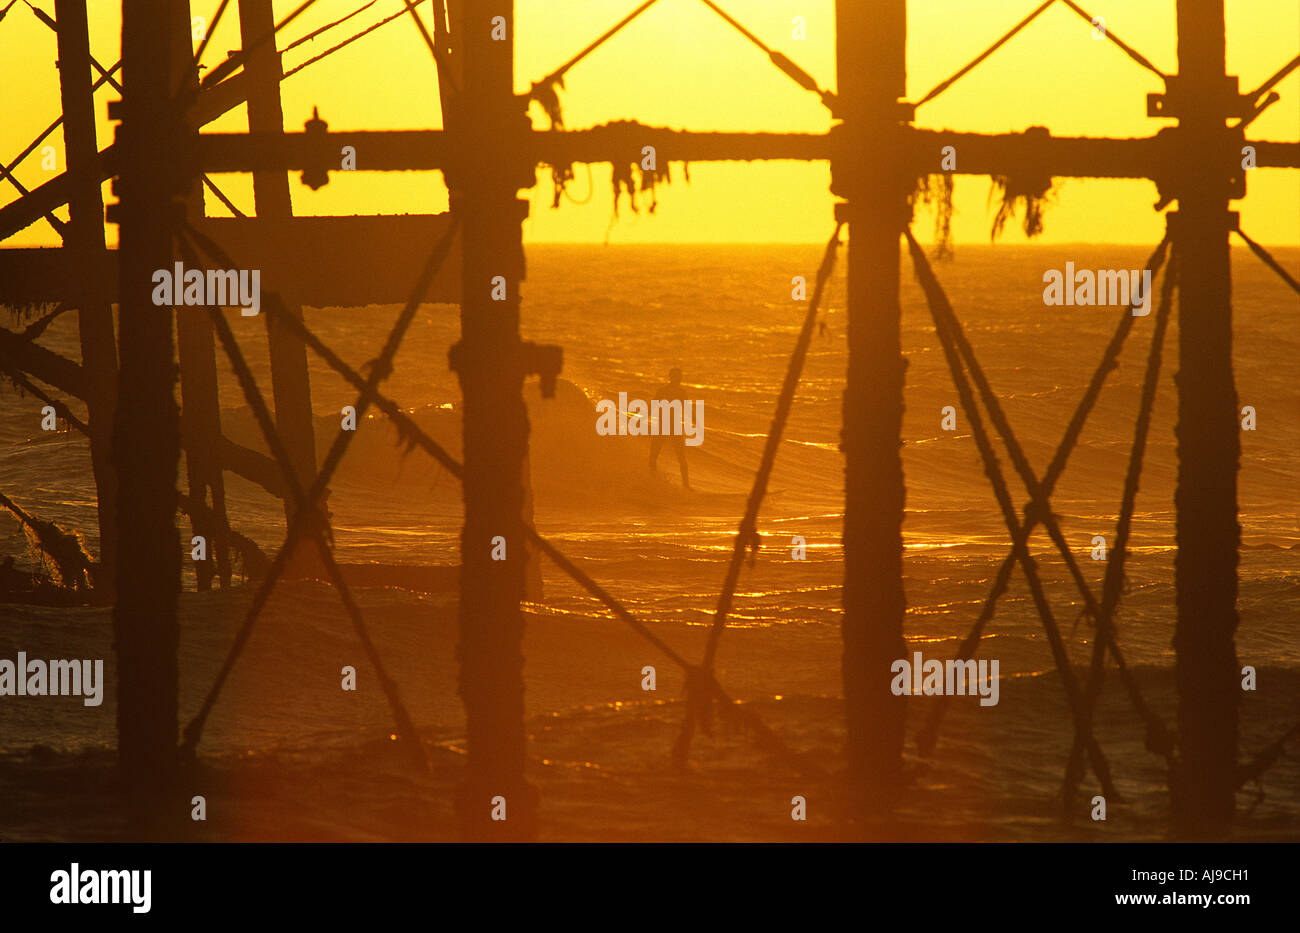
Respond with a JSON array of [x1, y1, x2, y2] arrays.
[[649, 367, 691, 490]]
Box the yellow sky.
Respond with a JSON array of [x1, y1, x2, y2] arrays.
[[2, 0, 1296, 245]]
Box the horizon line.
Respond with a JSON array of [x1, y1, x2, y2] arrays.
[[521, 240, 1300, 248]]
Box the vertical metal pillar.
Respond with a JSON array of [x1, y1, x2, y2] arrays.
[[834, 0, 910, 802], [451, 2, 538, 840], [112, 0, 181, 836], [237, 0, 321, 562], [1171, 0, 1240, 837], [172, 0, 232, 590], [55, 0, 119, 603]]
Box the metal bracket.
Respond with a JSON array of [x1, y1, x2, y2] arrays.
[[301, 107, 331, 191], [1147, 74, 1253, 120]]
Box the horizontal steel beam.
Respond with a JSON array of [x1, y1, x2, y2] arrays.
[[0, 67, 269, 241], [0, 214, 460, 307], [0, 245, 117, 307], [912, 128, 1299, 178], [6, 122, 1296, 245], [194, 213, 460, 306], [195, 123, 1300, 179], [199, 129, 453, 173]]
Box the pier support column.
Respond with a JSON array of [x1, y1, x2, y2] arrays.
[[238, 0, 321, 574], [112, 0, 182, 836], [834, 0, 910, 805], [55, 0, 119, 602], [1171, 0, 1240, 837], [451, 2, 538, 840], [173, 0, 232, 591]]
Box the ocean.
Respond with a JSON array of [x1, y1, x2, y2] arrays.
[[1, 243, 1296, 840]]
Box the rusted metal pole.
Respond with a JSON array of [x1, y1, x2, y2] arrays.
[[237, 0, 321, 572], [450, 2, 539, 840], [1171, 0, 1240, 837], [834, 0, 910, 802], [111, 0, 182, 836], [172, 0, 232, 591], [54, 0, 119, 603]]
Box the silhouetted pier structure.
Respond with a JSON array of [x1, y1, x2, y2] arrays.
[[0, 0, 1297, 840]]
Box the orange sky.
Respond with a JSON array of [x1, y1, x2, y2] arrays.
[[2, 0, 1296, 246]]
